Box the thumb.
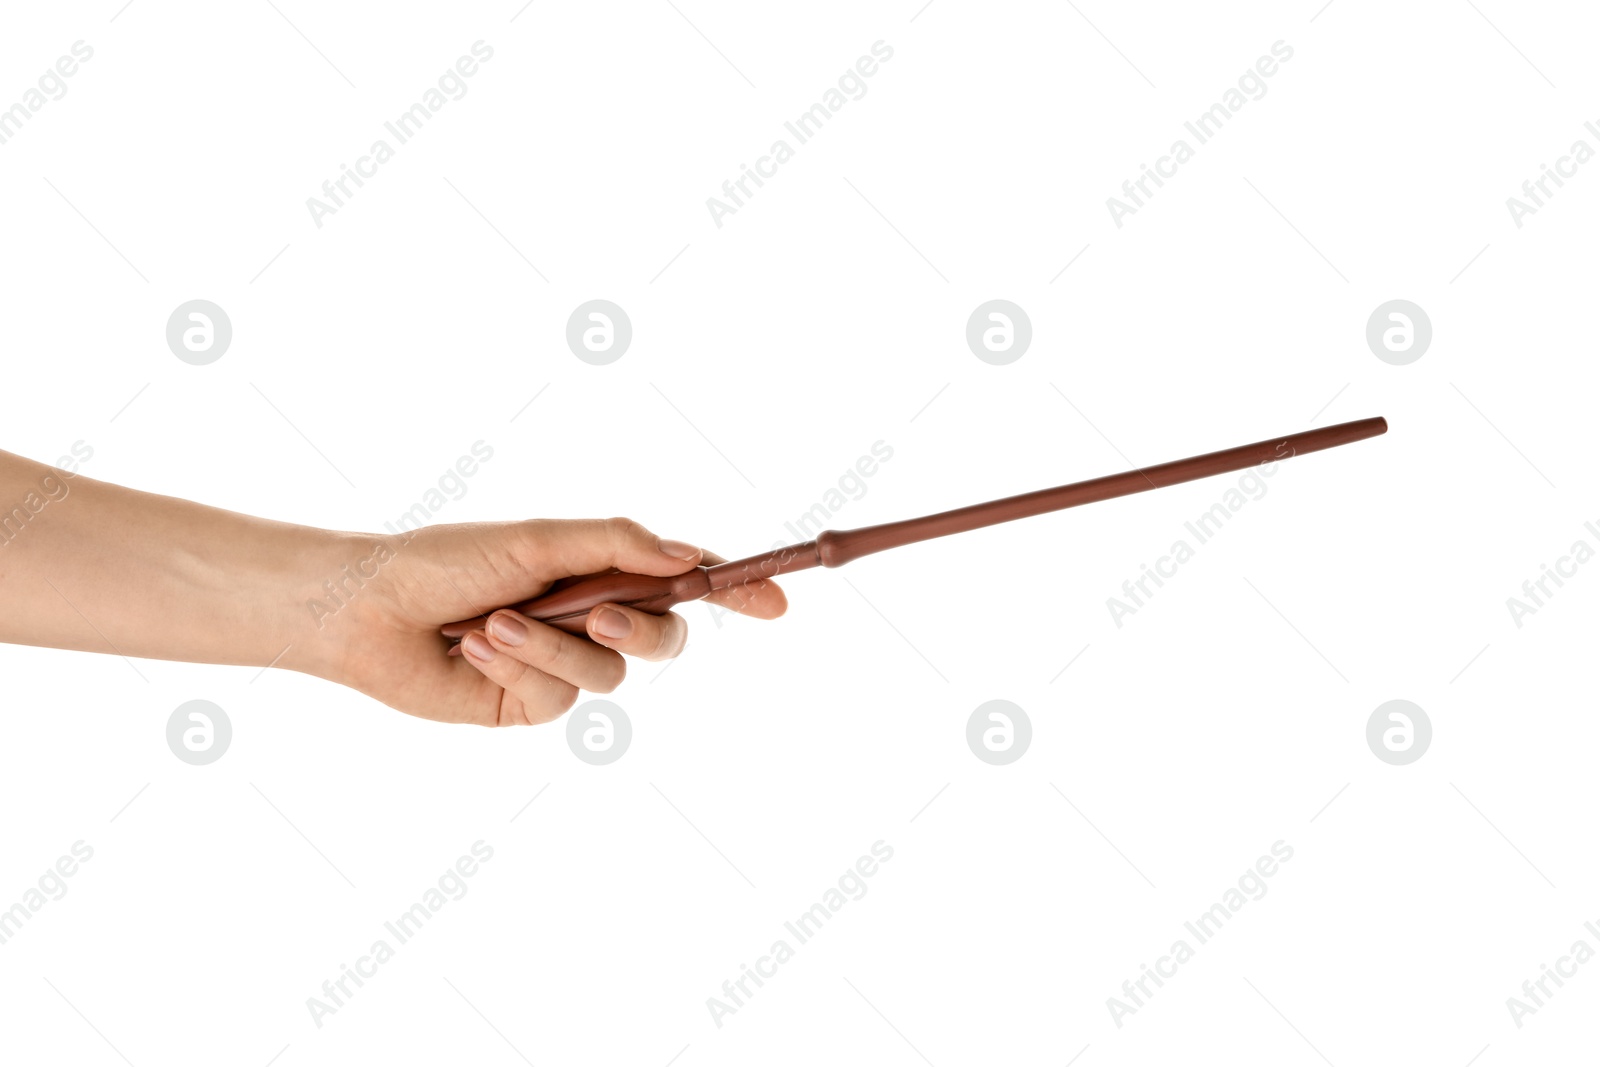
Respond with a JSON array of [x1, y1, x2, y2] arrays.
[[513, 517, 703, 581]]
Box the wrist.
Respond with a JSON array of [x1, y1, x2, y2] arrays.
[[270, 528, 398, 685]]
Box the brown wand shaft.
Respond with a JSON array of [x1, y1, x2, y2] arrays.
[[440, 416, 1386, 639], [704, 415, 1386, 587]]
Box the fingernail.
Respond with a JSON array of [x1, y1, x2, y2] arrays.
[[658, 538, 701, 561], [461, 632, 495, 662], [489, 613, 527, 647], [592, 607, 633, 640]]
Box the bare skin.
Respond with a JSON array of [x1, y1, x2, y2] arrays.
[[0, 449, 785, 726]]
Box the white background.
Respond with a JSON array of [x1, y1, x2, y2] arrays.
[[2, 1, 1597, 1064]]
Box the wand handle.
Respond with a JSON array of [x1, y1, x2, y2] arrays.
[[439, 416, 1386, 642]]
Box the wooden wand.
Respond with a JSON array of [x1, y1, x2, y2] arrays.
[[441, 416, 1387, 646]]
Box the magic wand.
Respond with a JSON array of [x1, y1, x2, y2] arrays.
[[440, 416, 1387, 646]]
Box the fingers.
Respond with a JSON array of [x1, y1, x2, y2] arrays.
[[487, 609, 628, 690], [514, 517, 704, 583], [700, 550, 788, 620], [448, 538, 788, 726], [704, 580, 787, 618], [458, 608, 629, 724], [585, 602, 689, 662], [458, 630, 577, 725]]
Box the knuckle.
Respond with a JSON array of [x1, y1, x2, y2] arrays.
[[652, 614, 687, 660], [529, 623, 569, 671], [489, 654, 530, 692], [605, 515, 651, 550]]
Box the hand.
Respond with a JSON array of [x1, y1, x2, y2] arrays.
[[0, 450, 779, 726], [330, 517, 786, 727]]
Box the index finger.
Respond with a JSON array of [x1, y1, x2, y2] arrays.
[[699, 550, 787, 620]]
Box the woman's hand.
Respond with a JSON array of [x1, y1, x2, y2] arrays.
[[328, 518, 786, 727], [0, 448, 783, 726]]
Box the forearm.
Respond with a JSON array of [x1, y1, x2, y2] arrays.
[[0, 449, 357, 679]]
